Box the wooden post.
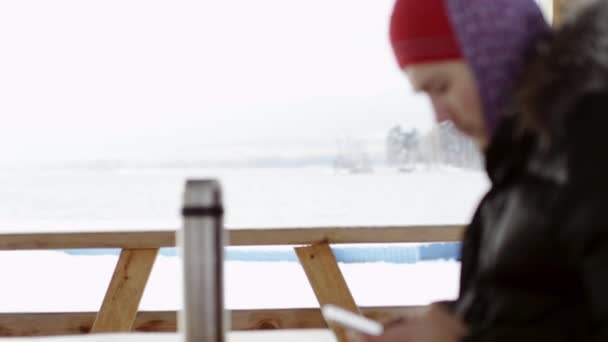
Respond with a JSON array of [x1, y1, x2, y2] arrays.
[[552, 0, 578, 26], [91, 248, 158, 333], [295, 243, 360, 342]]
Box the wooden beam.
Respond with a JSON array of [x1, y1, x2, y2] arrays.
[[91, 248, 159, 333], [0, 231, 175, 250], [232, 226, 463, 246], [0, 225, 463, 250], [296, 243, 360, 342], [0, 307, 422, 336]]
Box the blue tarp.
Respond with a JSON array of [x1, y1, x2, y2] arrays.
[[63, 243, 461, 264]]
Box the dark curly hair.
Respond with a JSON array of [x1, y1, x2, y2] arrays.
[[516, 0, 608, 138]]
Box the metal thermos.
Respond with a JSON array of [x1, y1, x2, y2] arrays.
[[179, 180, 227, 342]]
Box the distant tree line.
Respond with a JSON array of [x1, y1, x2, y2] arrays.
[[386, 122, 483, 171]]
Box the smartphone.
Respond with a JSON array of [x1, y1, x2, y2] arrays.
[[321, 304, 384, 336]]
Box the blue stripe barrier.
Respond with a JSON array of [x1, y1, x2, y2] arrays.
[[62, 243, 461, 264]]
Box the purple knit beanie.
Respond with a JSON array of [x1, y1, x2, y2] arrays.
[[444, 0, 550, 134]]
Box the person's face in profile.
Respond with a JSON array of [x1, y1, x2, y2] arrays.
[[406, 61, 488, 148]]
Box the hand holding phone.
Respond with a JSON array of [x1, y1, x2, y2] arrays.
[[321, 304, 384, 336]]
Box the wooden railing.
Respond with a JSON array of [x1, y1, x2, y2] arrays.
[[0, 307, 431, 336], [0, 225, 463, 338], [0, 225, 463, 250]]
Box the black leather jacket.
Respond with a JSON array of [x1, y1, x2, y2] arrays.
[[458, 98, 608, 341], [454, 2, 608, 340]]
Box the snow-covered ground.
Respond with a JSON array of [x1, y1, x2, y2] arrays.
[[0, 167, 483, 311], [0, 167, 489, 231], [0, 251, 460, 312]]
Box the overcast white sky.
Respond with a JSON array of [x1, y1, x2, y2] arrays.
[[0, 0, 552, 163]]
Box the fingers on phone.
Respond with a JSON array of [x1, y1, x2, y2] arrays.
[[346, 331, 377, 342], [383, 316, 407, 329]]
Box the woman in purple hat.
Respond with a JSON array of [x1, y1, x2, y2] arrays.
[[353, 0, 608, 341]]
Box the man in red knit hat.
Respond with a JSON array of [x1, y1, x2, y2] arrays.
[[351, 0, 608, 340], [353, 0, 547, 339]]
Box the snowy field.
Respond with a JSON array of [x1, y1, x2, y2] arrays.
[[0, 166, 489, 231], [0, 167, 485, 311], [0, 252, 460, 312]]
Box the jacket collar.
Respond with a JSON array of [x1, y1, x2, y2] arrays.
[[484, 116, 535, 186]]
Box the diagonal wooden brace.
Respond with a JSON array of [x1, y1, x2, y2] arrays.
[[295, 242, 360, 342], [91, 248, 159, 333]]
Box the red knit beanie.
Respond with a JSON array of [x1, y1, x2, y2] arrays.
[[389, 0, 462, 68]]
